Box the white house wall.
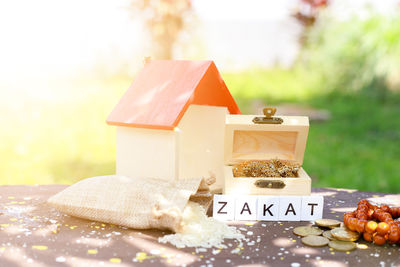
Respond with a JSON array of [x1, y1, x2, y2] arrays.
[[116, 126, 176, 180], [178, 104, 227, 191]]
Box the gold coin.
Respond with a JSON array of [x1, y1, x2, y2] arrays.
[[331, 227, 360, 241], [301, 235, 329, 247], [329, 222, 345, 229], [293, 226, 323, 237], [322, 230, 335, 240], [328, 240, 357, 251], [315, 219, 341, 228]]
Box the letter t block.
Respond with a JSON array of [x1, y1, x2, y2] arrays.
[[301, 196, 324, 221]]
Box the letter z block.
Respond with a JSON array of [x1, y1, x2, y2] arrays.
[[213, 194, 235, 221]]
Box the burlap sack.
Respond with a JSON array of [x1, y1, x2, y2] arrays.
[[47, 175, 215, 232]]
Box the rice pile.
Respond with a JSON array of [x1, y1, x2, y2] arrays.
[[158, 201, 244, 248]]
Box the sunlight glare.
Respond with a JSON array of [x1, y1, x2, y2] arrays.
[[0, 0, 144, 99]]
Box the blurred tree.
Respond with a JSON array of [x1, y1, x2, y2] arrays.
[[293, 0, 329, 45], [130, 0, 192, 59], [293, 0, 328, 27]]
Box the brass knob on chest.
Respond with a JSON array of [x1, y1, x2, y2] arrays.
[[252, 107, 283, 124], [264, 107, 277, 118]]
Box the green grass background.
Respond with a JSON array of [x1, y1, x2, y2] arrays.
[[2, 69, 399, 193], [227, 69, 400, 193]]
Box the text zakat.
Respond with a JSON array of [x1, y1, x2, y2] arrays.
[[212, 195, 324, 221]]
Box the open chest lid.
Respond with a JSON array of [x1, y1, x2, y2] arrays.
[[224, 108, 309, 165]]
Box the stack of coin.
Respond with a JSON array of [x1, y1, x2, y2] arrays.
[[293, 218, 359, 252]]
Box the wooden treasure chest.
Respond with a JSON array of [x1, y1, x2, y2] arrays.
[[223, 108, 311, 196]]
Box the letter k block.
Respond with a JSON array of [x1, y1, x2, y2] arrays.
[[257, 196, 280, 221]]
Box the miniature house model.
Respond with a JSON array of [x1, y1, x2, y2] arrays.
[[107, 60, 241, 191]]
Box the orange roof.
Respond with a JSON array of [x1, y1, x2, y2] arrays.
[[106, 60, 241, 130]]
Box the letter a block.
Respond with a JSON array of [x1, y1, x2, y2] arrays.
[[301, 196, 324, 221], [279, 196, 302, 221], [257, 196, 280, 221], [235, 196, 257, 221], [213, 194, 235, 221]]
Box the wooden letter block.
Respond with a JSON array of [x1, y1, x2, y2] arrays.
[[213, 194, 235, 221], [212, 195, 324, 221], [235, 196, 257, 221], [257, 196, 280, 221], [301, 196, 324, 221], [279, 196, 302, 221]]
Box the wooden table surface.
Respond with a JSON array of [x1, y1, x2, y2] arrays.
[[0, 185, 399, 267]]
